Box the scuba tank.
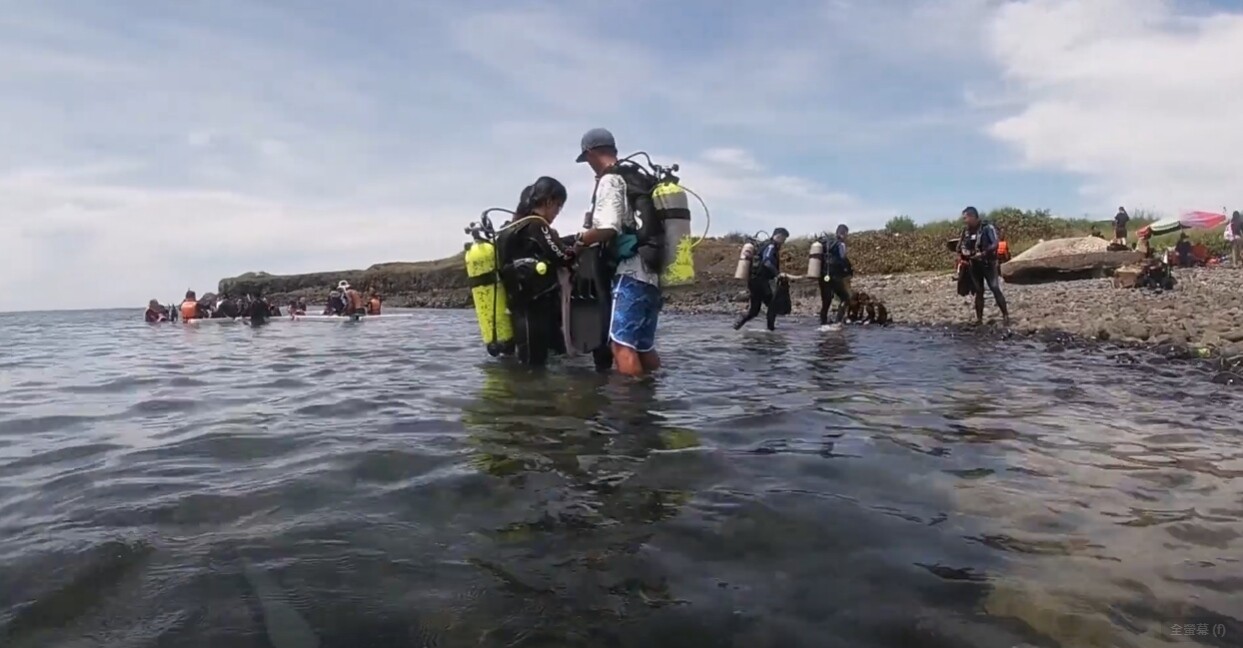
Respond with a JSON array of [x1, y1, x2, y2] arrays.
[[734, 241, 755, 279], [611, 152, 706, 286], [464, 209, 515, 357], [733, 231, 768, 280], [651, 177, 693, 286], [806, 238, 825, 278]]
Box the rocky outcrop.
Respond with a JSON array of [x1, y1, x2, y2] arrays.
[[219, 256, 471, 309], [1000, 237, 1142, 284]]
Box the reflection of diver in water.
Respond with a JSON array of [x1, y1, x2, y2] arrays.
[[459, 364, 700, 633]]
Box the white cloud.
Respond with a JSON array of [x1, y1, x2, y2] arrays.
[[9, 0, 1240, 311], [985, 0, 1243, 213], [1, 2, 903, 311]]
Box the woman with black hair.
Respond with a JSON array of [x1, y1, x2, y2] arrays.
[[495, 176, 577, 366]]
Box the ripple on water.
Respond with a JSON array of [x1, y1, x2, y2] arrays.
[[0, 311, 1239, 646], [123, 430, 307, 465], [62, 376, 162, 394], [0, 414, 101, 436], [1, 442, 124, 471], [167, 376, 210, 388], [126, 398, 201, 415]]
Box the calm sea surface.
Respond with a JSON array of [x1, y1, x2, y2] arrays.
[[0, 308, 1239, 647]]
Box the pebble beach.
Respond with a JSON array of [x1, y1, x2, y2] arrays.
[[665, 267, 1243, 358]]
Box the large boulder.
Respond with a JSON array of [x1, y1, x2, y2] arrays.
[[1001, 237, 1142, 284]]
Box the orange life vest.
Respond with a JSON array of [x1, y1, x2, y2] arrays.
[[180, 300, 198, 320], [997, 240, 1010, 260]]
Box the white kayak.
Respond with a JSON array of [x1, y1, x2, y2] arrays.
[[178, 313, 417, 324], [289, 313, 417, 321]]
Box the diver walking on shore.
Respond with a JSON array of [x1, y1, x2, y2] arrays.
[[957, 206, 1010, 326], [815, 224, 852, 326], [734, 228, 789, 331]]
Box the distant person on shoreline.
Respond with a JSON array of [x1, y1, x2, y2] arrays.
[[1231, 211, 1243, 265], [734, 227, 789, 331], [1113, 206, 1130, 246], [957, 206, 1010, 327]]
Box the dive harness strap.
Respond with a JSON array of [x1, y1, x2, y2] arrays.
[[470, 214, 552, 290], [468, 272, 500, 289]]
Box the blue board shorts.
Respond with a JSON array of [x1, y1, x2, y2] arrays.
[[609, 275, 662, 352]]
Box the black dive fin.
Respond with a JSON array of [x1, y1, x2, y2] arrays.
[[569, 246, 611, 355]]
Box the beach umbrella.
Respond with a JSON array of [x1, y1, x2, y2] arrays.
[[1138, 211, 1226, 237], [1180, 210, 1228, 229]]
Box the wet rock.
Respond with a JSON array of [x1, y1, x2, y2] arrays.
[[1211, 372, 1243, 386]]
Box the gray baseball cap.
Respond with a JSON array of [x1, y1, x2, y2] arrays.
[[576, 127, 616, 163]]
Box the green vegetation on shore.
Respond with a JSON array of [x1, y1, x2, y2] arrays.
[[219, 208, 1230, 306]]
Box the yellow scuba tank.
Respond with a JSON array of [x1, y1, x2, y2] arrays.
[[734, 241, 755, 279], [464, 214, 514, 356], [653, 181, 695, 286], [806, 239, 824, 278]]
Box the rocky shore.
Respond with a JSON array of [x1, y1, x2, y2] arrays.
[[217, 213, 1240, 362], [223, 261, 1243, 359], [674, 267, 1243, 352]]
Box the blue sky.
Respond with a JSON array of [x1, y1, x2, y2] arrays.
[[2, 0, 1241, 310]]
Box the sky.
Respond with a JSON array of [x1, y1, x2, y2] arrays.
[[2, 0, 1241, 311]]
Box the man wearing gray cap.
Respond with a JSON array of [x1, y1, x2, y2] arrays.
[[574, 127, 663, 377]]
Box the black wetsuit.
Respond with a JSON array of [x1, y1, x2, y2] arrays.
[[1114, 210, 1129, 240], [957, 222, 1009, 323], [497, 216, 575, 366], [735, 240, 780, 330], [1175, 238, 1193, 267], [818, 237, 852, 325], [248, 299, 271, 326], [326, 294, 345, 315]]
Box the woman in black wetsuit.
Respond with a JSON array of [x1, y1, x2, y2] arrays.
[[495, 177, 577, 366]]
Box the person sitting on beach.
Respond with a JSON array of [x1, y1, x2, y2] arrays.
[[957, 206, 1011, 327], [1136, 230, 1153, 259], [1175, 234, 1193, 267]]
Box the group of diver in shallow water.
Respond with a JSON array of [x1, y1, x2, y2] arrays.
[[143, 280, 385, 325], [142, 126, 1011, 372], [463, 127, 1012, 377]]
